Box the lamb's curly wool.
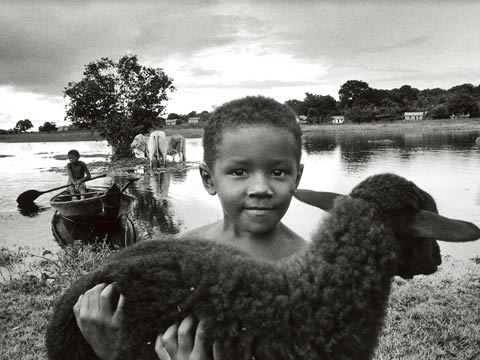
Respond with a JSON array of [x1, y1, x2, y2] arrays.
[[45, 173, 480, 360]]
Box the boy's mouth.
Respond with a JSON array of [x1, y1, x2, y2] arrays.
[[243, 206, 274, 215]]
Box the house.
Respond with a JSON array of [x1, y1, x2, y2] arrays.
[[331, 116, 345, 124], [165, 118, 177, 126], [57, 125, 71, 132], [296, 115, 308, 124], [450, 113, 470, 119], [188, 116, 200, 124], [404, 112, 424, 121]]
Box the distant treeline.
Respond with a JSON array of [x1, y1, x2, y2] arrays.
[[283, 80, 480, 123]]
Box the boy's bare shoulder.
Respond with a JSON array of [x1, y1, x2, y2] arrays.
[[176, 222, 222, 243]]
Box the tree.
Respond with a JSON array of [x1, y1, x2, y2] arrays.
[[168, 113, 180, 119], [64, 54, 175, 158], [199, 111, 211, 122], [307, 107, 319, 123], [338, 80, 370, 108], [15, 119, 33, 133], [284, 99, 305, 115], [303, 93, 337, 121], [447, 93, 479, 116], [39, 122, 57, 132], [345, 106, 375, 123]]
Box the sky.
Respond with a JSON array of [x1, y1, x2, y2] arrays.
[[1, 0, 480, 130]]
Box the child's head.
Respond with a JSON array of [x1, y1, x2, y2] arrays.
[[68, 149, 80, 162], [200, 96, 304, 234], [203, 95, 302, 169]]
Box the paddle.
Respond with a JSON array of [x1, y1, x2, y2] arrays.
[[16, 174, 107, 205]]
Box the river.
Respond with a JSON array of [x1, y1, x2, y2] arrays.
[[1, 129, 479, 259]]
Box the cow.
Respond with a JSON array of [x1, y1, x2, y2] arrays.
[[167, 133, 186, 162], [130, 133, 149, 158], [148, 130, 169, 169], [130, 131, 186, 169]]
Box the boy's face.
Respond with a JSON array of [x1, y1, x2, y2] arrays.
[[68, 154, 79, 163], [201, 125, 303, 234]]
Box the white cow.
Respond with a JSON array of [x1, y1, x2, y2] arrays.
[[148, 130, 169, 169], [130, 131, 186, 169]]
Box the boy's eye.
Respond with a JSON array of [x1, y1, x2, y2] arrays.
[[230, 169, 247, 176], [272, 169, 287, 177]]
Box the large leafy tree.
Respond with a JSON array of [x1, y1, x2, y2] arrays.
[[15, 119, 33, 132], [39, 121, 57, 132], [303, 93, 337, 121], [339, 80, 370, 108], [64, 54, 175, 158]]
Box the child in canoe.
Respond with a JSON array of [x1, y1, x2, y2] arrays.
[[67, 149, 91, 199]]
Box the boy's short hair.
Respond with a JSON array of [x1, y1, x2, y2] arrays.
[[68, 149, 80, 158], [203, 95, 302, 168]]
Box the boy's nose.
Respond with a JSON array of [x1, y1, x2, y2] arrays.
[[247, 175, 273, 198]]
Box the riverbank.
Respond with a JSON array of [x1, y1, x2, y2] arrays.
[[0, 244, 479, 359], [1, 119, 479, 143]]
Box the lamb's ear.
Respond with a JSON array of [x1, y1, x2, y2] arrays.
[[408, 210, 480, 242], [293, 189, 343, 212]]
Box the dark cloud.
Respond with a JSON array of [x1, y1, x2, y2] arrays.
[[0, 2, 264, 94]]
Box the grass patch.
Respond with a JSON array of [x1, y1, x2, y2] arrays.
[[0, 243, 116, 360], [374, 257, 480, 359], [0, 247, 478, 359]]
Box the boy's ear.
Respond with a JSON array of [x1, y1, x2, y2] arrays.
[[295, 163, 304, 188], [199, 163, 217, 196]]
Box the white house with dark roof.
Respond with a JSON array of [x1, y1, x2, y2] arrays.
[[404, 112, 424, 121], [331, 115, 345, 124]]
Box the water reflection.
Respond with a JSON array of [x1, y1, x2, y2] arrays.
[[119, 170, 183, 237], [17, 202, 49, 217]]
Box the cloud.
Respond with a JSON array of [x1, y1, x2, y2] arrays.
[[1, 0, 480, 123], [356, 36, 431, 55]]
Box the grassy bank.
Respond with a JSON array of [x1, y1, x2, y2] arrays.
[[1, 119, 479, 143], [0, 125, 205, 143], [1, 244, 479, 359], [302, 118, 480, 136]]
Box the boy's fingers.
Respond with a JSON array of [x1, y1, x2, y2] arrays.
[[177, 316, 195, 355], [99, 283, 119, 317], [82, 283, 108, 311], [191, 320, 209, 360], [112, 294, 126, 324], [161, 322, 179, 356], [154, 335, 172, 360]]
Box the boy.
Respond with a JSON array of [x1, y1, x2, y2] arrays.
[[73, 96, 307, 360], [67, 149, 91, 199]]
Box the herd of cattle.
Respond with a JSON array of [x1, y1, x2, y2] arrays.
[[130, 130, 186, 169]]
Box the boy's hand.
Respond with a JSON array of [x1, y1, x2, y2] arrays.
[[155, 316, 224, 360], [73, 283, 124, 360]]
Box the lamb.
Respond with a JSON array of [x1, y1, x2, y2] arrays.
[[45, 173, 480, 360]]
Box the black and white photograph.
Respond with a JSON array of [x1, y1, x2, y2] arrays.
[[1, 1, 479, 359]]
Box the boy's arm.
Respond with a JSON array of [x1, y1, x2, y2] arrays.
[[78, 161, 91, 184], [66, 163, 75, 184], [83, 162, 91, 181]]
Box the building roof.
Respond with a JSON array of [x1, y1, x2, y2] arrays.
[[404, 112, 424, 115]]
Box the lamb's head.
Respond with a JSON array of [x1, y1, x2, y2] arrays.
[[295, 173, 480, 279]]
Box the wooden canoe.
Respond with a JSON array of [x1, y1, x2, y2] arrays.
[[51, 212, 137, 249], [50, 184, 135, 222]]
